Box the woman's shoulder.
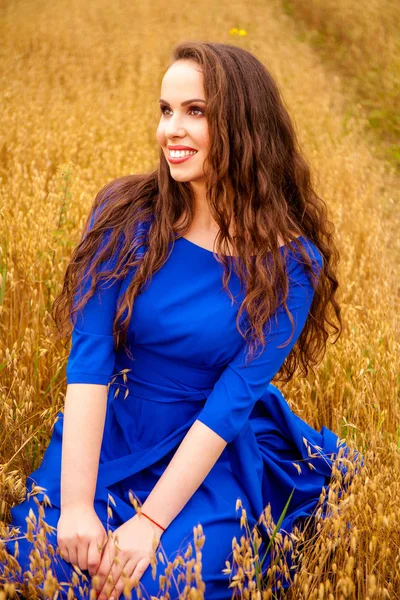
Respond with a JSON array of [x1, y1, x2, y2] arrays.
[[280, 233, 324, 281], [299, 235, 323, 268]]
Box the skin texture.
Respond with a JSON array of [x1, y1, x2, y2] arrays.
[[156, 59, 213, 231], [156, 58, 235, 252], [156, 59, 291, 252], [101, 420, 227, 599], [58, 60, 304, 600], [59, 61, 229, 600], [57, 385, 164, 599]]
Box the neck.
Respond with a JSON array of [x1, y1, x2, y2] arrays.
[[188, 182, 216, 230], [189, 180, 235, 232]]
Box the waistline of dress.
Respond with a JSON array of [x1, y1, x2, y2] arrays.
[[108, 378, 214, 404], [110, 345, 221, 403]]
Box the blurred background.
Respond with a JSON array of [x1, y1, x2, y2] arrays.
[[0, 0, 399, 597]]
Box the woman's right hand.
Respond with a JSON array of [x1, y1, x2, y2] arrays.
[[57, 505, 108, 576]]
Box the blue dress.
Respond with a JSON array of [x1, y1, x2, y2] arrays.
[[1, 218, 353, 599]]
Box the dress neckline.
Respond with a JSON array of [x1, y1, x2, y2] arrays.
[[178, 234, 307, 258]]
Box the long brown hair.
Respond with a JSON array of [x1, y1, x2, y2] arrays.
[[52, 41, 341, 379]]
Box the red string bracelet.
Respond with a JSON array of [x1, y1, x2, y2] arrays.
[[141, 511, 166, 532]]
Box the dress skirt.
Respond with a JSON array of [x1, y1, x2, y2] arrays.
[[1, 379, 356, 600]]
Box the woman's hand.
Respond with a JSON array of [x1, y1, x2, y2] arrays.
[[57, 505, 108, 575], [93, 512, 164, 600]]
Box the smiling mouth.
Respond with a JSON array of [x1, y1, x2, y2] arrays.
[[168, 149, 198, 157], [167, 149, 198, 164]]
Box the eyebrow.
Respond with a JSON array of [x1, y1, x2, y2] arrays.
[[159, 98, 206, 106]]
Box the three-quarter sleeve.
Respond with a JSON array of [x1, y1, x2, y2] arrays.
[[196, 242, 324, 443], [65, 209, 124, 386]]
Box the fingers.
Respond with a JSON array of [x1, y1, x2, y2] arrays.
[[131, 557, 150, 587], [97, 572, 118, 600], [107, 558, 146, 600], [61, 540, 89, 571], [78, 540, 89, 571], [95, 540, 127, 600], [59, 539, 98, 575], [87, 539, 103, 577], [68, 545, 79, 567], [58, 545, 71, 565]]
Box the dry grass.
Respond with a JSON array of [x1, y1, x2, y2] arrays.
[[0, 0, 399, 597], [281, 0, 400, 170]]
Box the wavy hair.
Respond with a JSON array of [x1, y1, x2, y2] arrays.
[[52, 41, 342, 379]]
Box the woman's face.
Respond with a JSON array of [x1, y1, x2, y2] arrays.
[[156, 59, 210, 185]]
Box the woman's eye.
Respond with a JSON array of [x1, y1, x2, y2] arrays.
[[160, 106, 204, 116], [189, 106, 204, 116]]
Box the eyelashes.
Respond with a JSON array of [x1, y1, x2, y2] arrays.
[[160, 105, 205, 116]]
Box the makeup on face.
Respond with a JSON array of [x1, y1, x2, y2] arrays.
[[159, 99, 205, 165], [167, 145, 198, 164], [156, 60, 210, 180]]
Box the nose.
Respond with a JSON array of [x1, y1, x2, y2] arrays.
[[164, 112, 185, 139]]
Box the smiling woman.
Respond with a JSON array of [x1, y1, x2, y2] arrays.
[[156, 64, 209, 189], [1, 41, 361, 600]]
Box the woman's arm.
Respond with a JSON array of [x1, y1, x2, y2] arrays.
[[61, 195, 130, 509], [60, 383, 108, 511], [141, 420, 226, 529], [141, 241, 324, 530]]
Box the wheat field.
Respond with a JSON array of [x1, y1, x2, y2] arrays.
[[0, 0, 399, 598]]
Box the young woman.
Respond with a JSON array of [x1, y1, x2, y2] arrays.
[[2, 41, 356, 599]]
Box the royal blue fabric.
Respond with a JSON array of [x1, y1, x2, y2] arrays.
[[1, 221, 358, 599]]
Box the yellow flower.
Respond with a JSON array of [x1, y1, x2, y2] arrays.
[[229, 28, 239, 35], [238, 29, 247, 36]]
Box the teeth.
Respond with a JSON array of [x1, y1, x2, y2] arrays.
[[169, 149, 197, 158]]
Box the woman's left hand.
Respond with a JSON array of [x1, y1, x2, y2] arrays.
[[93, 512, 164, 600]]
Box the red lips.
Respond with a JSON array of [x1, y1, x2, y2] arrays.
[[167, 145, 197, 151]]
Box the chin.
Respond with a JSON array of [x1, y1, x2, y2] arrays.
[[169, 173, 193, 181], [170, 171, 202, 182]]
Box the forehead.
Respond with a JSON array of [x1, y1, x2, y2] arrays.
[[161, 60, 204, 96]]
